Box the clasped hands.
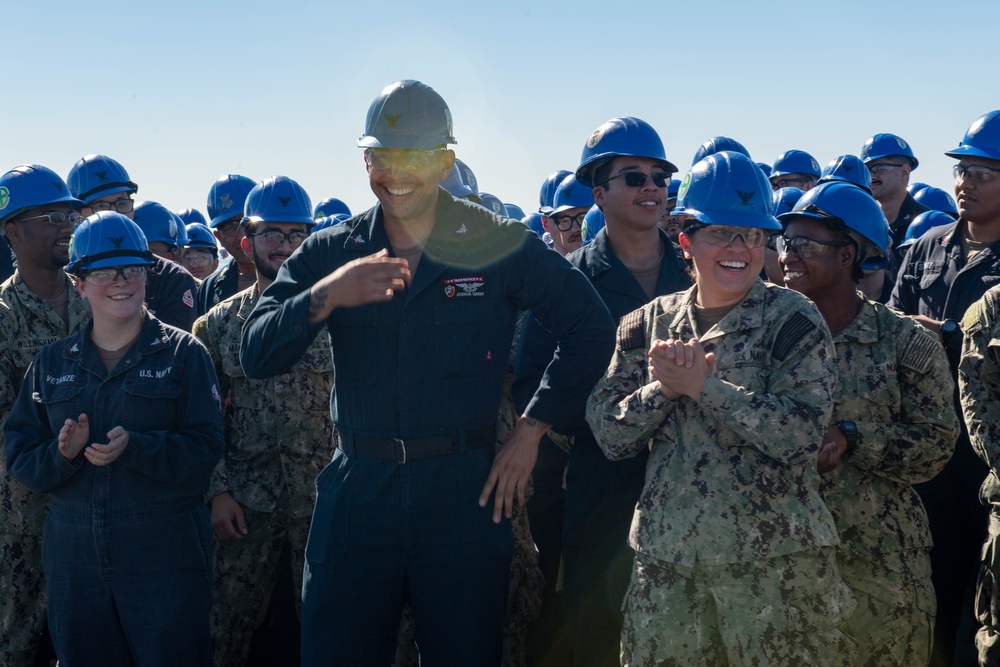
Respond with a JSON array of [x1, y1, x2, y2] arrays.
[[58, 413, 129, 466], [648, 338, 716, 401]]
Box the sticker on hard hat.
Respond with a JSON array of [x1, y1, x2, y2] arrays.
[[811, 159, 820, 172], [587, 126, 607, 149], [896, 137, 907, 149], [677, 173, 692, 201], [0, 187, 8, 210]]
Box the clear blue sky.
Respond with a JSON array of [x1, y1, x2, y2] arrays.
[[3, 1, 996, 218]]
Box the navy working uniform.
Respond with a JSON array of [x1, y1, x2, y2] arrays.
[[888, 218, 1000, 664], [514, 227, 691, 666], [197, 254, 239, 316], [241, 193, 615, 667], [148, 255, 197, 331], [879, 193, 930, 303], [4, 313, 224, 666]]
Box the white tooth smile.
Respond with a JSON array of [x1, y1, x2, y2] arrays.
[[785, 271, 804, 279], [109, 295, 130, 300], [719, 261, 746, 269], [387, 187, 414, 196]]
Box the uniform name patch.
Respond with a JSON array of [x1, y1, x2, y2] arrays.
[[443, 276, 485, 298], [46, 374, 75, 384]]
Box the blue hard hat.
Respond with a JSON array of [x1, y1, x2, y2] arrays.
[[908, 182, 930, 196], [177, 208, 208, 226], [539, 170, 573, 212], [912, 186, 958, 217], [692, 136, 750, 167], [945, 110, 1000, 161], [674, 151, 780, 231], [313, 197, 351, 219], [818, 155, 873, 194], [779, 181, 890, 270], [207, 174, 257, 227], [455, 158, 478, 195], [184, 223, 218, 253], [504, 203, 526, 220], [242, 176, 314, 226], [861, 133, 919, 169], [133, 201, 184, 247], [66, 155, 138, 203], [756, 162, 772, 178], [477, 192, 507, 216], [899, 210, 956, 249], [0, 164, 85, 226], [442, 163, 476, 199], [358, 80, 456, 150], [313, 213, 352, 233], [67, 211, 155, 274], [575, 117, 678, 188], [551, 175, 595, 215], [667, 178, 682, 199], [582, 205, 605, 245], [523, 212, 546, 239], [771, 150, 822, 179], [772, 187, 805, 218]]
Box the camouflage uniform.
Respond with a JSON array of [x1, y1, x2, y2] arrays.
[[823, 298, 956, 666], [587, 280, 855, 666], [192, 284, 335, 667], [0, 273, 89, 667], [958, 285, 1000, 666]]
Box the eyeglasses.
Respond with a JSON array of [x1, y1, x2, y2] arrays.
[[18, 211, 83, 226], [84, 266, 147, 286], [215, 220, 241, 236], [866, 163, 905, 176], [183, 252, 214, 266], [776, 236, 850, 258], [552, 212, 586, 231], [599, 171, 671, 188], [686, 224, 769, 249], [249, 230, 309, 247], [953, 164, 1000, 184], [771, 176, 813, 189], [364, 148, 445, 172], [85, 198, 134, 214]]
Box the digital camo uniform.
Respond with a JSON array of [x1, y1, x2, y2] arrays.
[[587, 280, 855, 666], [824, 299, 957, 666], [0, 273, 89, 666], [958, 284, 1000, 666], [192, 284, 335, 667], [393, 311, 542, 667]]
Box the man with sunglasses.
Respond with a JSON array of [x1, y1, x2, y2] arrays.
[[778, 181, 956, 666], [194, 176, 334, 667], [860, 134, 929, 302], [241, 80, 613, 666], [889, 110, 1000, 666], [0, 164, 91, 667], [514, 117, 690, 667], [66, 155, 198, 332]]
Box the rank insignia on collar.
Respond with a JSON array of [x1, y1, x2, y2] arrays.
[[456, 224, 468, 234], [345, 233, 367, 249]]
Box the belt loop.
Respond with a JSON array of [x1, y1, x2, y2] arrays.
[[394, 438, 407, 465]]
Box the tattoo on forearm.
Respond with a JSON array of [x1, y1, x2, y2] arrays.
[[308, 287, 328, 320]]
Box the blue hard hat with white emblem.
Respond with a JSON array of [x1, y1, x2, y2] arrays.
[[477, 192, 507, 217], [442, 164, 476, 199], [0, 164, 85, 226], [770, 150, 821, 179], [861, 133, 918, 169], [912, 186, 958, 217], [576, 117, 677, 189], [67, 211, 155, 274], [551, 175, 595, 215], [674, 151, 781, 231], [133, 201, 184, 247], [504, 203, 526, 220]]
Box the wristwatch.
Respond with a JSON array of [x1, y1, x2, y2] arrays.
[[940, 319, 960, 345], [837, 420, 860, 456]]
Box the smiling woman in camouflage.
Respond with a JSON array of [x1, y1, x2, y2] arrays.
[[780, 181, 957, 666], [587, 151, 856, 666]]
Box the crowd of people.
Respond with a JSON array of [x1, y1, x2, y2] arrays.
[[1, 78, 1000, 667]]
